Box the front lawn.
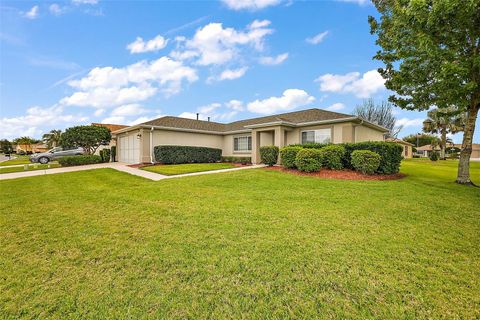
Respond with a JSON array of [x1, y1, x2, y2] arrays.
[[141, 162, 236, 175], [0, 155, 31, 166], [0, 163, 61, 174], [0, 160, 479, 318]]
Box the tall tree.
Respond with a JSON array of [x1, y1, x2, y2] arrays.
[[61, 125, 111, 155], [369, 0, 480, 185], [403, 133, 440, 148], [0, 139, 13, 154], [422, 108, 465, 159], [353, 99, 403, 138], [42, 129, 63, 148]]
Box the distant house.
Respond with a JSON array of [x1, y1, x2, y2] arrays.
[[92, 123, 129, 155], [112, 108, 389, 164], [416, 143, 480, 160], [386, 138, 414, 159], [15, 143, 49, 154]]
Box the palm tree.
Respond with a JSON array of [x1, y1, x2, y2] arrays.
[[423, 108, 465, 160], [42, 129, 62, 148]]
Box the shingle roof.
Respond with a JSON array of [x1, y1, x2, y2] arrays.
[[139, 108, 354, 133], [92, 123, 129, 132]]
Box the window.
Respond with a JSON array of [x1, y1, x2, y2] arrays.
[[301, 129, 331, 144], [234, 136, 252, 152]]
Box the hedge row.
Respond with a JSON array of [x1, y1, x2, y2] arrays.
[[99, 148, 111, 163], [260, 146, 279, 166], [221, 156, 251, 164], [280, 141, 402, 174], [58, 155, 102, 167], [154, 145, 222, 164]]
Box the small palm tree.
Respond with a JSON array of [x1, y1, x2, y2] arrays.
[[423, 108, 465, 160], [42, 130, 62, 148]]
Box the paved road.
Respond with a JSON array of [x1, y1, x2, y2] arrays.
[[0, 155, 15, 163]]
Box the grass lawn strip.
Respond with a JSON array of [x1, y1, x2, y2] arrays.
[[0, 155, 32, 166], [0, 160, 479, 318], [141, 162, 236, 175], [0, 163, 61, 174]]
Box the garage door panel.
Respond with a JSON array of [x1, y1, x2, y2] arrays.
[[119, 134, 139, 164]]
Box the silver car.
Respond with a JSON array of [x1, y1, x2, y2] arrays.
[[30, 147, 85, 164]]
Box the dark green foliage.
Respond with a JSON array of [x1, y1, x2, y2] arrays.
[[0, 139, 13, 154], [221, 156, 251, 165], [288, 143, 330, 149], [61, 125, 111, 155], [99, 149, 111, 163], [260, 146, 279, 166], [317, 145, 345, 170], [429, 151, 439, 161], [351, 150, 381, 175], [58, 155, 102, 167], [154, 145, 222, 164], [110, 146, 117, 162], [279, 146, 303, 169], [402, 133, 441, 148], [295, 149, 322, 172], [342, 142, 403, 174]]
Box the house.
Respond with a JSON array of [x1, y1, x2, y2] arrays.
[[15, 143, 49, 154], [112, 108, 389, 164], [416, 143, 480, 160], [386, 138, 414, 158], [92, 123, 129, 155]]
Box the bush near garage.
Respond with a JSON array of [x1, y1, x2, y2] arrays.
[[58, 155, 102, 167], [350, 150, 382, 175], [260, 146, 279, 166], [110, 146, 117, 162], [279, 146, 303, 169], [295, 148, 323, 172], [154, 145, 222, 164], [99, 149, 111, 163]]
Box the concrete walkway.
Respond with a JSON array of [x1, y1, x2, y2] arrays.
[[0, 163, 265, 181]]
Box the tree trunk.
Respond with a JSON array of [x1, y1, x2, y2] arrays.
[[456, 101, 479, 185], [440, 126, 446, 160]]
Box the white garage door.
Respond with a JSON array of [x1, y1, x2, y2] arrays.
[[118, 135, 140, 164]]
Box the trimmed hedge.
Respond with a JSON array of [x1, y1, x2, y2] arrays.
[[429, 151, 439, 161], [280, 146, 303, 169], [351, 150, 381, 175], [58, 155, 102, 167], [221, 156, 251, 165], [260, 145, 279, 166], [318, 145, 345, 170], [295, 149, 322, 172], [342, 142, 403, 174], [111, 146, 117, 162], [154, 145, 222, 164], [289, 143, 330, 149], [99, 148, 111, 163]]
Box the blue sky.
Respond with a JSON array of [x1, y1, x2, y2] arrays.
[[1, 0, 478, 143]]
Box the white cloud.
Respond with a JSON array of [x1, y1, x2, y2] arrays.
[[209, 67, 248, 82], [326, 103, 346, 111], [226, 99, 244, 111], [247, 89, 315, 114], [178, 112, 206, 120], [0, 105, 88, 139], [396, 118, 424, 128], [259, 53, 288, 65], [111, 104, 148, 116], [172, 20, 273, 66], [49, 4, 67, 15], [180, 99, 245, 122], [127, 35, 168, 54], [94, 109, 105, 116], [24, 5, 39, 19], [101, 116, 125, 124], [72, 0, 99, 4], [315, 69, 385, 98], [62, 56, 198, 108], [221, 0, 282, 10], [306, 31, 329, 45]]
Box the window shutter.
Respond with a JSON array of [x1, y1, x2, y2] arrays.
[[234, 138, 238, 151], [248, 136, 252, 150]]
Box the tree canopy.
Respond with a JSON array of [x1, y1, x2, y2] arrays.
[[61, 125, 111, 155], [402, 133, 440, 148], [353, 99, 402, 138]]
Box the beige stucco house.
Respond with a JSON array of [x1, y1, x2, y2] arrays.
[[386, 138, 414, 158], [112, 108, 389, 164]]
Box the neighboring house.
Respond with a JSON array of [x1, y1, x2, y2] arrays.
[[15, 143, 49, 154], [92, 123, 129, 155], [112, 108, 389, 164], [386, 138, 414, 158], [416, 143, 480, 160]]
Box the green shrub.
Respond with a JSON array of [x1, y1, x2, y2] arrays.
[[110, 146, 117, 162], [295, 149, 322, 172], [342, 142, 403, 174], [317, 145, 345, 170], [58, 155, 102, 167], [221, 156, 251, 165], [288, 143, 330, 149], [280, 146, 303, 169], [154, 145, 222, 164], [429, 151, 439, 161], [99, 149, 111, 163], [351, 150, 381, 175], [260, 145, 279, 166]]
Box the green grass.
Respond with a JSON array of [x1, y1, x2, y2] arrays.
[[0, 155, 31, 166], [0, 163, 61, 174], [141, 162, 236, 175], [0, 160, 479, 318]]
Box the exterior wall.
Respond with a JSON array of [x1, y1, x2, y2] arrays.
[[116, 129, 141, 163], [402, 145, 413, 158], [354, 125, 385, 142], [223, 133, 252, 157], [471, 148, 480, 159]]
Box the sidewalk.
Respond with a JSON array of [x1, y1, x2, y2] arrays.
[[0, 163, 265, 181]]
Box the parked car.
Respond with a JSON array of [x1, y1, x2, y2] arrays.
[[30, 147, 84, 164]]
